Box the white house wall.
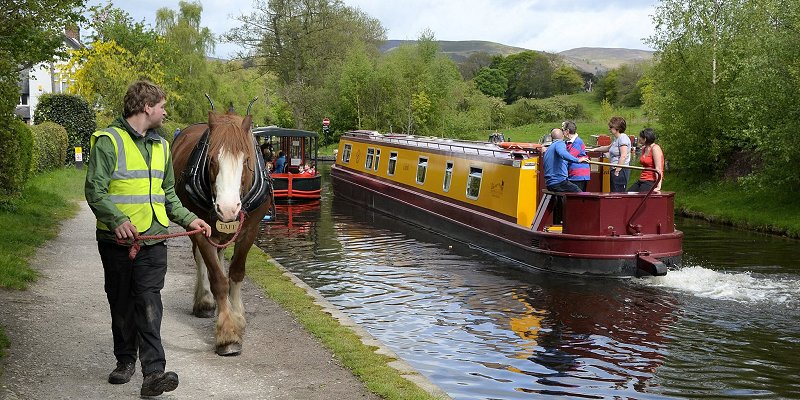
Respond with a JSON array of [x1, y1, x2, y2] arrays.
[[27, 63, 55, 123]]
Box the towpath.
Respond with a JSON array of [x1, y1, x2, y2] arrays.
[[0, 202, 380, 400]]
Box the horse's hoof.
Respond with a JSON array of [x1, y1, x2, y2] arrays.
[[193, 307, 215, 318], [216, 343, 242, 356]]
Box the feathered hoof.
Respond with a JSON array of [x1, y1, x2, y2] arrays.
[[193, 306, 216, 319], [216, 342, 242, 356]]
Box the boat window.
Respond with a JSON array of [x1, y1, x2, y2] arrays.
[[342, 144, 352, 163], [291, 139, 302, 166], [374, 149, 381, 171], [388, 151, 398, 176], [365, 147, 375, 170], [443, 161, 454, 192], [416, 156, 428, 185], [466, 167, 482, 200]]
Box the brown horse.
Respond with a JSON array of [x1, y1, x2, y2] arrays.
[[172, 106, 273, 356]]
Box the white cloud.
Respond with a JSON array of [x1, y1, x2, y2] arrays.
[[85, 0, 658, 58]]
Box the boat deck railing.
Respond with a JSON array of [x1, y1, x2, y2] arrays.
[[344, 130, 532, 159]]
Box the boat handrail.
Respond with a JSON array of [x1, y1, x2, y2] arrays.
[[343, 131, 533, 159], [586, 160, 662, 235]]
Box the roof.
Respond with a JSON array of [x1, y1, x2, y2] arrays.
[[253, 126, 318, 138]]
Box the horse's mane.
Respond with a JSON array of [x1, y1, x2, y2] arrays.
[[208, 112, 255, 192]]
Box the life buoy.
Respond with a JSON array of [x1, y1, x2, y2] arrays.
[[498, 142, 540, 150]]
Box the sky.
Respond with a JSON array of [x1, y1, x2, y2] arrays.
[[85, 0, 660, 59]]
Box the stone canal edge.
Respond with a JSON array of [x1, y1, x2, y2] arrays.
[[0, 202, 450, 399]]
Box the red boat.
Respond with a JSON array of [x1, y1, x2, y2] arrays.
[[331, 131, 682, 277], [254, 126, 321, 202]]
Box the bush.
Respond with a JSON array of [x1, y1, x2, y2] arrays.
[[33, 94, 95, 164], [29, 122, 69, 174], [505, 96, 587, 127], [0, 116, 34, 200]]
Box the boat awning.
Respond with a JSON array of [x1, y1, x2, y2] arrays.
[[253, 126, 319, 138]]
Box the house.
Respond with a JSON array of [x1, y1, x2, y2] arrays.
[[15, 27, 83, 124]]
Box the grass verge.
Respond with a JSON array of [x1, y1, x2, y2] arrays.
[[0, 167, 86, 361], [0, 168, 86, 289], [664, 173, 800, 238], [241, 248, 442, 400]]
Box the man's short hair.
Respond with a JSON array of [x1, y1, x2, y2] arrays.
[[123, 81, 166, 118], [561, 120, 576, 135]]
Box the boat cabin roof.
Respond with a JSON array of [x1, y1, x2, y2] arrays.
[[253, 126, 319, 138], [343, 130, 538, 159]]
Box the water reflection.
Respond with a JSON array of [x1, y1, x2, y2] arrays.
[[255, 164, 800, 399]]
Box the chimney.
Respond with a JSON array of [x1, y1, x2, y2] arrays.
[[65, 25, 80, 41]]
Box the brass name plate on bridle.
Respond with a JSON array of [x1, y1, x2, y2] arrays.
[[216, 220, 239, 234]]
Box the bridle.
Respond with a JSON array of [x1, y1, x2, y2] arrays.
[[182, 100, 274, 217]]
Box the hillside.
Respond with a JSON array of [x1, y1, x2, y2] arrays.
[[381, 40, 654, 74], [558, 47, 654, 73], [380, 40, 530, 63]]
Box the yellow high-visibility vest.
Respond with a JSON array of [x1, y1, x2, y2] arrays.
[[90, 127, 170, 231]]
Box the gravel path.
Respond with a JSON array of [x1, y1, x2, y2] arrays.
[[0, 202, 380, 400]]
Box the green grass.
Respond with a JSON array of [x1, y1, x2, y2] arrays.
[[0, 167, 85, 362], [0, 168, 86, 289], [664, 174, 800, 238], [240, 248, 443, 400]]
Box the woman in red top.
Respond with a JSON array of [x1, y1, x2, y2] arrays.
[[630, 128, 664, 192]]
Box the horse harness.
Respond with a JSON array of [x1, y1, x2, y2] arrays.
[[182, 125, 275, 217]]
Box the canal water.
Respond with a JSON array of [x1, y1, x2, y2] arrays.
[[256, 164, 800, 400]]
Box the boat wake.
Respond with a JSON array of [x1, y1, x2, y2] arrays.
[[636, 265, 800, 304]]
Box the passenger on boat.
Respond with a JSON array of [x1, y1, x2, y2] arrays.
[[562, 120, 590, 191], [265, 161, 273, 173], [629, 128, 664, 192], [261, 143, 274, 162], [543, 128, 589, 193], [275, 151, 286, 174], [301, 163, 315, 175], [590, 116, 631, 192]]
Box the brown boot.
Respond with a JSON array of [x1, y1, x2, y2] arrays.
[[140, 371, 179, 397]]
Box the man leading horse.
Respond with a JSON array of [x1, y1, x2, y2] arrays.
[[85, 80, 213, 397]]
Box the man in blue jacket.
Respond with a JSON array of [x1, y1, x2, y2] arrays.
[[543, 128, 589, 192]]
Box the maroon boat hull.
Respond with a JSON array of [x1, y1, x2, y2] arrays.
[[332, 164, 682, 277]]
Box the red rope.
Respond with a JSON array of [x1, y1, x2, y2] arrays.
[[117, 212, 246, 260]]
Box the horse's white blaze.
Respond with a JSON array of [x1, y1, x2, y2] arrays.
[[214, 146, 245, 222]]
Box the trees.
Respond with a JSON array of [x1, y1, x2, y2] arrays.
[[0, 0, 85, 115], [155, 1, 217, 122], [65, 5, 167, 118], [474, 68, 507, 98], [227, 0, 385, 129], [646, 0, 796, 179]]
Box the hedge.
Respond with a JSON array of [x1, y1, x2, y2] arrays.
[[0, 116, 33, 200], [33, 94, 95, 164], [505, 96, 588, 127], [29, 122, 68, 174]]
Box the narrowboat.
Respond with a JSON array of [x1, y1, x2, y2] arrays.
[[331, 131, 682, 277], [253, 126, 321, 202]]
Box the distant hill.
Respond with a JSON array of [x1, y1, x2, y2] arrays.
[[381, 40, 654, 74], [558, 47, 655, 74], [380, 40, 530, 63]]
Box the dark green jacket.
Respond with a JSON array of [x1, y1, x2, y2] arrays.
[[85, 117, 198, 245]]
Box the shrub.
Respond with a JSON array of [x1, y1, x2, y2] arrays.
[[29, 122, 69, 174], [0, 116, 34, 200], [33, 94, 95, 164], [505, 96, 587, 127]]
